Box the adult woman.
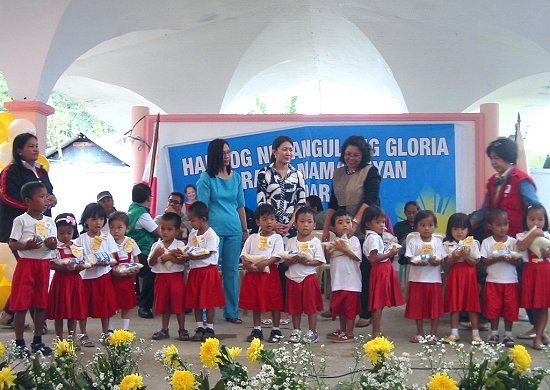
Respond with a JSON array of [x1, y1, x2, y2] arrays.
[[322, 135, 381, 328], [196, 139, 248, 324], [184, 184, 197, 212]]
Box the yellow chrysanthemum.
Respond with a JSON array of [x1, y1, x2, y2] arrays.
[[246, 338, 264, 364], [0, 367, 17, 389], [108, 330, 136, 346], [119, 373, 143, 390], [228, 346, 242, 360], [170, 370, 195, 390], [199, 337, 220, 367], [428, 373, 459, 390], [54, 339, 76, 358], [0, 342, 5, 359], [163, 345, 181, 368], [509, 345, 531, 373], [363, 336, 394, 365]]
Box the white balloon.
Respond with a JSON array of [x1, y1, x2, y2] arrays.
[[7, 119, 36, 141], [0, 142, 13, 166]]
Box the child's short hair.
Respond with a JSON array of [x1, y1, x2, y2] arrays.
[[254, 203, 276, 220], [523, 203, 549, 231], [306, 195, 323, 212], [330, 209, 352, 226], [20, 181, 45, 201], [188, 201, 209, 220], [295, 206, 315, 220], [80, 203, 107, 227], [486, 137, 517, 164], [160, 212, 182, 229], [132, 183, 152, 203], [404, 201, 420, 211], [55, 213, 79, 239], [361, 205, 385, 228], [414, 210, 437, 228], [109, 211, 130, 227], [444, 212, 471, 242], [487, 208, 508, 224]]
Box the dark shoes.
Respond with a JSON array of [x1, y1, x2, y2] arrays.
[[138, 307, 154, 319], [152, 328, 170, 340], [267, 329, 283, 343], [247, 328, 264, 342], [191, 327, 204, 341], [202, 327, 215, 341], [31, 342, 52, 356]]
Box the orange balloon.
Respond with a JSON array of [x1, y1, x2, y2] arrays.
[[37, 154, 50, 172]]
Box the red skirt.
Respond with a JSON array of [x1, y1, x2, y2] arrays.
[[331, 290, 361, 320], [368, 261, 405, 310], [285, 274, 324, 315], [10, 258, 51, 311], [81, 273, 117, 319], [112, 275, 137, 310], [185, 265, 226, 309], [154, 273, 186, 315], [405, 282, 444, 320], [521, 262, 550, 308], [444, 262, 480, 312], [239, 265, 283, 312], [483, 282, 519, 321], [46, 271, 86, 320]]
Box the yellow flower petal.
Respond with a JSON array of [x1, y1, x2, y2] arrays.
[[54, 339, 76, 358], [199, 337, 220, 367], [0, 342, 5, 359], [363, 336, 394, 365], [246, 338, 264, 364], [170, 370, 195, 390], [163, 345, 181, 368], [428, 373, 459, 390], [228, 346, 242, 360], [0, 367, 17, 389], [119, 373, 143, 390], [509, 344, 531, 373], [108, 330, 136, 346]]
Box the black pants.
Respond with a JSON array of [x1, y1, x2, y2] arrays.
[[137, 253, 155, 310], [359, 250, 372, 320]]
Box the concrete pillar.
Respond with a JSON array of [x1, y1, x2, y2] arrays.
[[4, 101, 55, 154], [480, 103, 499, 188], [131, 106, 150, 184]]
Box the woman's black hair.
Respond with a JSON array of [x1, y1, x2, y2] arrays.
[[55, 212, 79, 239], [205, 138, 231, 177], [109, 211, 130, 227], [80, 203, 107, 228], [404, 201, 420, 212], [523, 203, 549, 231], [339, 135, 371, 168], [360, 205, 385, 233], [12, 133, 38, 165], [270, 136, 293, 163], [444, 212, 471, 242], [330, 209, 353, 226], [306, 195, 323, 212], [184, 184, 196, 194], [188, 201, 209, 220], [486, 137, 517, 164], [414, 210, 437, 228]]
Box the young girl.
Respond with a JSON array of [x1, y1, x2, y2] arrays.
[[109, 211, 141, 331], [284, 207, 326, 344], [516, 203, 550, 350], [47, 213, 87, 340], [363, 206, 404, 338], [325, 209, 363, 342], [74, 203, 118, 346], [181, 201, 225, 341], [405, 210, 444, 342], [442, 213, 481, 344], [239, 203, 285, 343]]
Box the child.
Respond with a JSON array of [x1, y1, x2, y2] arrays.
[[47, 213, 87, 340], [8, 181, 57, 356], [325, 209, 363, 342], [239, 204, 285, 343], [109, 211, 141, 331], [516, 203, 550, 350], [148, 212, 188, 340], [404, 210, 444, 342], [284, 207, 326, 343], [442, 213, 482, 344], [479, 208, 520, 347], [362, 206, 404, 338], [74, 203, 118, 347], [181, 201, 225, 341]]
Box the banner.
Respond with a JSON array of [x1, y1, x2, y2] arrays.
[[167, 123, 456, 226]]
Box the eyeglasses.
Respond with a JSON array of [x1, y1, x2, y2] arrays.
[[223, 150, 232, 156], [168, 199, 181, 205], [344, 153, 361, 159]]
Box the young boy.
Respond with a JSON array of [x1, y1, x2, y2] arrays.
[[239, 204, 285, 343], [480, 208, 520, 347], [148, 212, 188, 340], [9, 181, 57, 356]]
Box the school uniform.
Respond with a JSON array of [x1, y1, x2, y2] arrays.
[[517, 231, 550, 309], [285, 236, 326, 315], [404, 235, 444, 320], [443, 240, 481, 313], [480, 236, 519, 320], [184, 228, 225, 309], [112, 237, 141, 311], [239, 232, 284, 312], [9, 213, 57, 311]]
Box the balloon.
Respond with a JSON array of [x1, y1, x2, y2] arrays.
[[7, 118, 36, 141], [0, 142, 13, 166], [0, 125, 7, 144], [37, 154, 50, 172], [0, 112, 14, 129]]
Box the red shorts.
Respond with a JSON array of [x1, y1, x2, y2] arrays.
[[521, 262, 550, 309], [444, 262, 480, 313], [112, 275, 137, 310], [483, 282, 519, 321], [154, 273, 186, 315], [185, 265, 225, 309], [369, 261, 405, 310], [405, 282, 444, 320], [285, 274, 324, 315], [10, 258, 51, 311], [331, 290, 361, 320], [81, 273, 117, 319], [239, 265, 283, 312], [47, 271, 86, 320]]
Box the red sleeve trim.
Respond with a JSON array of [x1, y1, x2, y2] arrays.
[[0, 164, 27, 210]]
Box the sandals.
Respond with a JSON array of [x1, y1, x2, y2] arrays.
[[280, 319, 290, 326], [177, 329, 190, 341], [261, 319, 273, 326], [152, 329, 170, 340], [79, 334, 95, 348], [409, 334, 424, 343], [333, 334, 354, 343], [225, 317, 243, 324], [327, 330, 344, 340], [356, 318, 371, 328]]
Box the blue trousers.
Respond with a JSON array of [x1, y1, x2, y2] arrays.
[[218, 233, 242, 319]]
